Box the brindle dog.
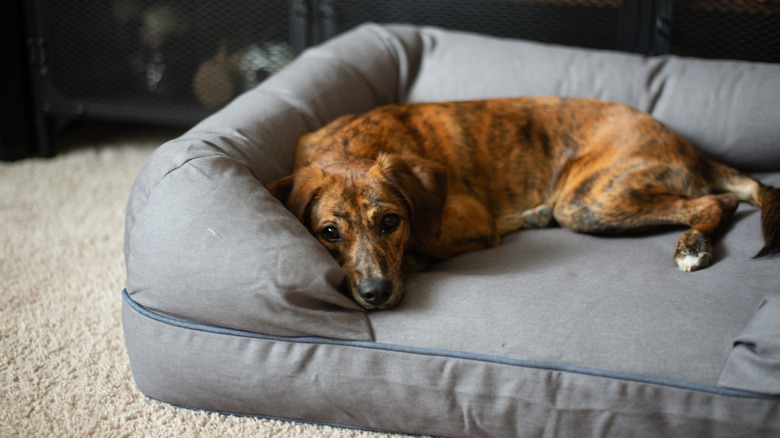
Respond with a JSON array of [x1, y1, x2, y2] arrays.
[[267, 97, 780, 310]]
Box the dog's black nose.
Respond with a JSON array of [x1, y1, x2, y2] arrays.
[[358, 279, 393, 306]]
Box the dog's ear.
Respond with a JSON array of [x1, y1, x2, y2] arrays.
[[265, 174, 296, 205], [376, 154, 448, 248], [266, 167, 328, 224]]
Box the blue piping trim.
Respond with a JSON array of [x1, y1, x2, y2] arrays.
[[122, 290, 779, 401]]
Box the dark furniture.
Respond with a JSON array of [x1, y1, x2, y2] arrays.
[[4, 0, 779, 159]]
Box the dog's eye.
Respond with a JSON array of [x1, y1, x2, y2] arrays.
[[380, 214, 400, 234], [321, 226, 341, 242]]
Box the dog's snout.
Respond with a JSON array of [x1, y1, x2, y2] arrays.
[[358, 278, 393, 307]]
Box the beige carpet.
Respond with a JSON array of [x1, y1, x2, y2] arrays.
[[0, 124, 411, 438]]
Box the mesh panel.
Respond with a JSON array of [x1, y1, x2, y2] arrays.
[[37, 0, 780, 119], [326, 0, 624, 51], [669, 0, 780, 63], [47, 0, 294, 110]]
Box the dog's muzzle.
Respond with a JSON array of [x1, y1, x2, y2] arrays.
[[357, 278, 393, 308]]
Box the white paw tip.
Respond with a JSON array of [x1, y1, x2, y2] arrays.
[[675, 252, 712, 272]]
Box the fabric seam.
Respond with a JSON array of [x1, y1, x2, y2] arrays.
[[121, 289, 779, 401]]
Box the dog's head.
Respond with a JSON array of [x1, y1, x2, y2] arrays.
[[267, 153, 447, 309]]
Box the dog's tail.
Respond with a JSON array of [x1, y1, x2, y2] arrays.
[[713, 164, 780, 258], [754, 184, 780, 257]]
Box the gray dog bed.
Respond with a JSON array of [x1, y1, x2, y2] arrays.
[[123, 24, 780, 436]]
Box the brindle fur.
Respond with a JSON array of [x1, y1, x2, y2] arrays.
[[267, 97, 780, 309]]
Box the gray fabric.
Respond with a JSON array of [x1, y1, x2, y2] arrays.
[[719, 294, 780, 394], [124, 297, 780, 437], [125, 151, 371, 339], [124, 23, 780, 436]]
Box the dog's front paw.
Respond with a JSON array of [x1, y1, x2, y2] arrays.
[[521, 205, 553, 229], [674, 231, 713, 272]]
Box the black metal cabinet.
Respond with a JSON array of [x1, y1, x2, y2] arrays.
[[6, 0, 780, 159], [1, 0, 35, 161], [22, 0, 298, 157], [314, 0, 628, 51]]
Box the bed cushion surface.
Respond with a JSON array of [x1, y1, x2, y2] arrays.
[[123, 24, 780, 436]]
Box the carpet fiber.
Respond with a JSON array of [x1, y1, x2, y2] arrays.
[[0, 125, 410, 437]]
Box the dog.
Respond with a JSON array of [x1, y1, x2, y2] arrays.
[[266, 97, 780, 310]]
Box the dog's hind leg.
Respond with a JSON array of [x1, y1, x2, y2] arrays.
[[710, 163, 780, 258], [671, 193, 739, 271], [554, 188, 739, 271]]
